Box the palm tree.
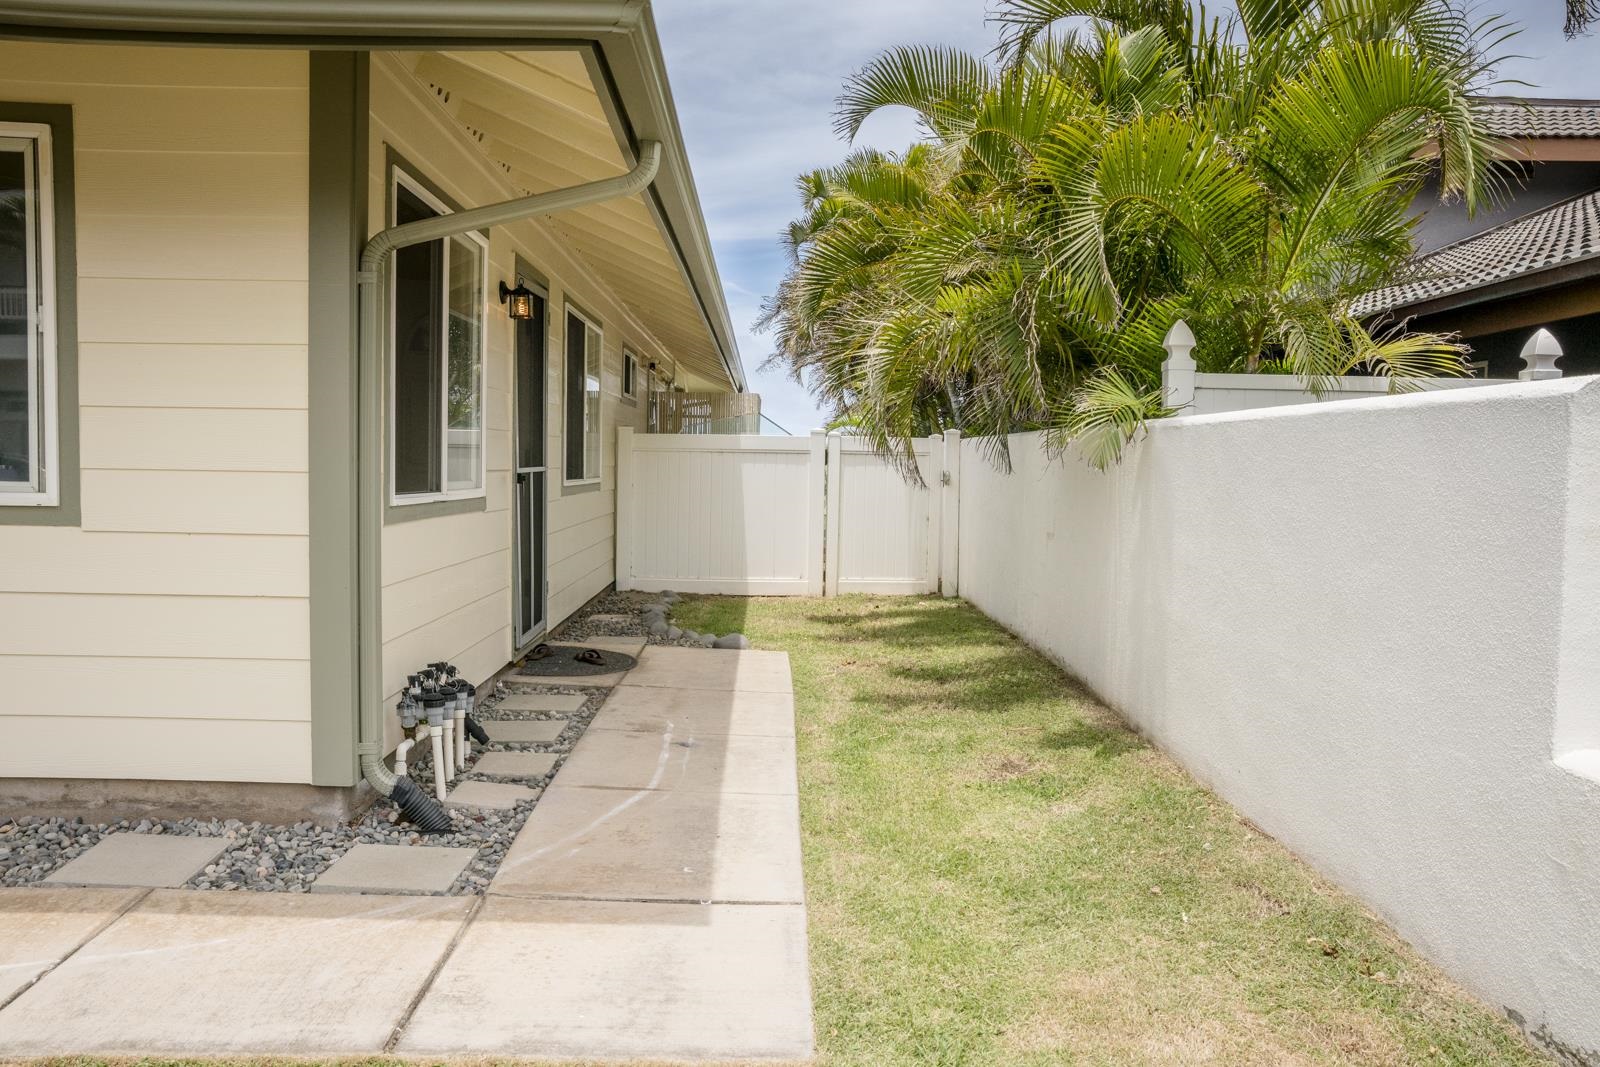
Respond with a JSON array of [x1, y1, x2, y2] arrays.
[[762, 0, 1513, 468], [1569, 0, 1598, 36]]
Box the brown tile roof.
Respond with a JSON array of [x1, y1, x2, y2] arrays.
[[1476, 98, 1600, 140], [1355, 189, 1600, 315]]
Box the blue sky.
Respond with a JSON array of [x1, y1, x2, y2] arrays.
[[655, 0, 1600, 435]]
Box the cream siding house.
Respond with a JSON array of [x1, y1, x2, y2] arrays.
[[0, 1, 744, 821]]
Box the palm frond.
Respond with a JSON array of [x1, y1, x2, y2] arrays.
[[1044, 365, 1170, 470], [835, 46, 992, 143]]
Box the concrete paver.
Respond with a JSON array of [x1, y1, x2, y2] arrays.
[[471, 751, 558, 778], [395, 896, 814, 1062], [593, 684, 796, 737], [555, 727, 797, 795], [484, 719, 566, 743], [0, 890, 469, 1057], [622, 646, 792, 693], [0, 888, 142, 1004], [43, 833, 227, 888], [494, 691, 586, 713], [490, 784, 804, 904], [0, 647, 812, 1063], [444, 780, 539, 810], [310, 844, 477, 896]]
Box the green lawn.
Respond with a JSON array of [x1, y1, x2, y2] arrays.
[[672, 594, 1540, 1067]]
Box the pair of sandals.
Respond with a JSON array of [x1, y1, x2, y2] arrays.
[[527, 643, 607, 666]]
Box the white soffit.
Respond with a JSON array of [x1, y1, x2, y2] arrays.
[[394, 47, 735, 391]]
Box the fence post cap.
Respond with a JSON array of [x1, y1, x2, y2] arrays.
[[1521, 328, 1562, 360], [1163, 319, 1197, 350], [1519, 328, 1563, 380]]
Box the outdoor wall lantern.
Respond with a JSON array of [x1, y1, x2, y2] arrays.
[[499, 278, 536, 320]]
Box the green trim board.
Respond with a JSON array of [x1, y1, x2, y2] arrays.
[[381, 142, 489, 527], [0, 100, 78, 527], [307, 52, 368, 787]]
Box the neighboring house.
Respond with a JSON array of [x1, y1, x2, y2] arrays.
[[1359, 98, 1600, 378], [0, 0, 746, 820]]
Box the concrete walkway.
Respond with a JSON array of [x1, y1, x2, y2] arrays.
[[0, 647, 813, 1063]]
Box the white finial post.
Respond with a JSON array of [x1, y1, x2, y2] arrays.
[[1162, 319, 1198, 410], [1519, 328, 1564, 381]]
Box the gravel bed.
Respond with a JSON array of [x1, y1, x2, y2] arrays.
[[552, 589, 716, 648], [0, 680, 608, 896], [1, 593, 712, 895]]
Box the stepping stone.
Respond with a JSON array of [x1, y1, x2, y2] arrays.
[[445, 780, 539, 810], [472, 751, 558, 778], [44, 833, 228, 888], [486, 719, 566, 743], [495, 691, 586, 713], [584, 614, 636, 626], [311, 843, 477, 896]]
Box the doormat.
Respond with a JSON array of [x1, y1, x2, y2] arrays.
[[517, 645, 638, 678]]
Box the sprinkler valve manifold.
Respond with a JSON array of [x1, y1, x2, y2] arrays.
[[390, 659, 486, 820]]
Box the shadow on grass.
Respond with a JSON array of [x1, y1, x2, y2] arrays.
[[1042, 720, 1147, 760], [667, 595, 751, 641]]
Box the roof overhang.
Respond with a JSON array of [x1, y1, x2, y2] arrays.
[[0, 0, 644, 44], [0, 0, 746, 391], [1499, 138, 1600, 164], [1367, 252, 1600, 321]]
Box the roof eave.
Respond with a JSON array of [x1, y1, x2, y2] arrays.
[[0, 0, 748, 392], [587, 7, 745, 391], [1362, 251, 1600, 321], [0, 1, 645, 41]]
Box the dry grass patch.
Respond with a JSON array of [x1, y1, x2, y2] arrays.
[[670, 595, 1542, 1067]]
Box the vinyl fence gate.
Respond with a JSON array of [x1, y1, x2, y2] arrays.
[[616, 427, 961, 597]]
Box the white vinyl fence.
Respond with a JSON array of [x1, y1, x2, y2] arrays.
[[1159, 319, 1561, 416], [615, 427, 960, 597]]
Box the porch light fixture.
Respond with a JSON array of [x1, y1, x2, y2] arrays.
[[499, 278, 536, 320]]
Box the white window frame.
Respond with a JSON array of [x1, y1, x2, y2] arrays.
[[387, 167, 489, 507], [0, 122, 58, 507], [621, 348, 639, 402], [563, 303, 603, 487]]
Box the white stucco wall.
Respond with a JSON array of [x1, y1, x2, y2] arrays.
[[957, 377, 1600, 1058]]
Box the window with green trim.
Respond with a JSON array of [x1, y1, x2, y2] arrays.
[[0, 122, 58, 505]]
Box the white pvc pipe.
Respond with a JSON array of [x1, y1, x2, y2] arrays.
[[456, 716, 468, 771], [429, 725, 447, 801], [441, 716, 454, 783]]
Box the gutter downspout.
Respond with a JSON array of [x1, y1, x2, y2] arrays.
[[354, 140, 663, 806]]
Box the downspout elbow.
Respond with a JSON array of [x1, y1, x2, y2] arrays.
[[359, 140, 662, 273], [358, 742, 397, 796]]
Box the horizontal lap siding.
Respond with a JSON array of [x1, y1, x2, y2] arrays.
[[370, 56, 655, 715], [0, 43, 312, 784]]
